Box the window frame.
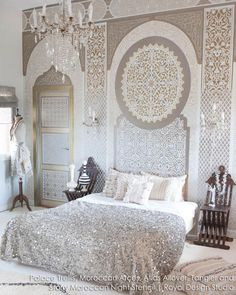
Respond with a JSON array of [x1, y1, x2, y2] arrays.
[[0, 107, 15, 159]]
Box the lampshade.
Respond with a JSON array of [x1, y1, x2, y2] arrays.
[[0, 86, 18, 107]]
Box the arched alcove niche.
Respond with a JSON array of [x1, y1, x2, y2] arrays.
[[23, 37, 84, 204]]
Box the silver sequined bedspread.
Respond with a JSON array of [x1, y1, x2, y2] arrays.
[[1, 200, 185, 294]]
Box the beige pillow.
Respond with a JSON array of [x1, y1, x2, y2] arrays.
[[124, 177, 153, 205], [102, 168, 120, 197], [103, 168, 135, 198], [143, 174, 187, 201], [114, 174, 130, 200], [147, 175, 169, 200]]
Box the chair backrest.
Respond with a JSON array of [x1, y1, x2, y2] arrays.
[[77, 157, 99, 194], [206, 173, 235, 207]]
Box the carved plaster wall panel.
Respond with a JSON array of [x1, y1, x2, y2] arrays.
[[107, 9, 203, 69], [109, 20, 200, 203], [35, 66, 72, 86], [110, 0, 199, 17], [83, 24, 107, 192], [121, 44, 184, 123], [198, 5, 234, 211], [116, 37, 191, 129], [202, 6, 234, 92], [115, 116, 189, 177], [22, 0, 233, 34], [23, 7, 204, 75], [229, 64, 236, 235], [90, 0, 107, 21]]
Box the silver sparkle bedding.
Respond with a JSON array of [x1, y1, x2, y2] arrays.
[[1, 199, 186, 294]]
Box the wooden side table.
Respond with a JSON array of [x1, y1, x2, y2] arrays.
[[194, 205, 233, 250]]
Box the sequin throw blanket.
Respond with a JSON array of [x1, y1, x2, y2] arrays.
[[1, 200, 185, 294]]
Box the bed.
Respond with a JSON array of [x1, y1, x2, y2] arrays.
[[1, 189, 198, 294], [81, 193, 198, 234]]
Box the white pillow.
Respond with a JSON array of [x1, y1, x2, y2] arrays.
[[143, 174, 187, 202], [167, 175, 187, 202], [114, 173, 145, 200], [124, 178, 153, 205]]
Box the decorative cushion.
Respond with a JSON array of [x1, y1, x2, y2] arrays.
[[143, 174, 187, 201], [123, 177, 153, 205], [114, 174, 130, 200], [114, 173, 144, 200], [167, 175, 187, 202], [103, 168, 134, 198], [171, 257, 236, 295], [102, 168, 119, 197]]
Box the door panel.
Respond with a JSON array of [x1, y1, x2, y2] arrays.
[[41, 169, 69, 201], [42, 133, 70, 165], [41, 96, 69, 128], [34, 87, 73, 207]]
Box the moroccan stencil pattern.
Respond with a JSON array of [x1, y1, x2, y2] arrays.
[[202, 7, 234, 92], [121, 44, 184, 123], [41, 96, 69, 128], [41, 170, 68, 201], [198, 6, 234, 206], [115, 116, 188, 177], [35, 66, 71, 86], [84, 24, 107, 192]]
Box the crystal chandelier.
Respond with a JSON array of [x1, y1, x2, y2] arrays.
[[31, 0, 95, 81]]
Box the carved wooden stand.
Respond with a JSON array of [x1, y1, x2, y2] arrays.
[[194, 205, 233, 250], [194, 168, 235, 250], [10, 177, 32, 211]]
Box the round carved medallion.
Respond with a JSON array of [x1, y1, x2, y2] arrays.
[[116, 37, 191, 129]]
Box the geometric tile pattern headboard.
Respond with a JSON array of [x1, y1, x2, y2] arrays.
[[115, 115, 189, 177]]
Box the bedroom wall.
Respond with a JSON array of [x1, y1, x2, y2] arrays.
[[0, 2, 23, 211], [22, 0, 236, 236]]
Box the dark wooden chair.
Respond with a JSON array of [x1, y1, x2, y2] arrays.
[[64, 157, 99, 201], [194, 166, 235, 250]]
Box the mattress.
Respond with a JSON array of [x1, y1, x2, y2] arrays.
[[81, 193, 198, 233]]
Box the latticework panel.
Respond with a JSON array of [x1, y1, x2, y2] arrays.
[[198, 5, 234, 206], [41, 170, 68, 201], [198, 90, 232, 205], [115, 116, 188, 177], [41, 96, 69, 128], [84, 24, 107, 192]]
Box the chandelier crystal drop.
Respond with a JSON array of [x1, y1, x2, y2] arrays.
[[31, 0, 95, 80]]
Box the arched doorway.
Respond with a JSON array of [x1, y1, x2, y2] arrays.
[[33, 66, 74, 207]]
